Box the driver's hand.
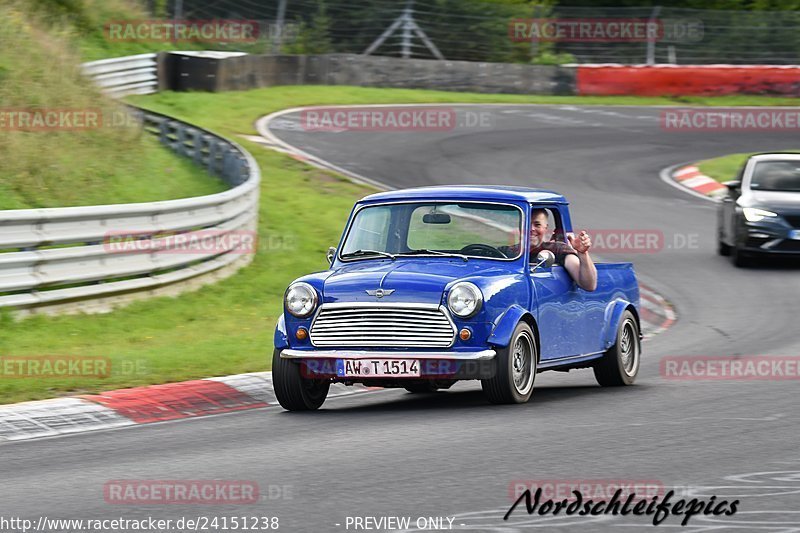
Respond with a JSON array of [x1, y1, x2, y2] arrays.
[[568, 230, 592, 254]]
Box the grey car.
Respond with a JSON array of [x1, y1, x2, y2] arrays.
[[718, 153, 800, 267]]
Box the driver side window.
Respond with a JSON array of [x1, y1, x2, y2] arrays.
[[530, 206, 569, 266]]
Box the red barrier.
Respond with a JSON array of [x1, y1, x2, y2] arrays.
[[576, 65, 800, 96]]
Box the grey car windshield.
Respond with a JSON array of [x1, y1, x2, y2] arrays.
[[340, 202, 523, 260], [751, 161, 800, 192]]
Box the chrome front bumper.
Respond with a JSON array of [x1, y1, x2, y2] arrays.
[[280, 348, 496, 361]]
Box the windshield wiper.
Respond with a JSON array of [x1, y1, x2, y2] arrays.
[[340, 249, 396, 260], [397, 249, 468, 262]]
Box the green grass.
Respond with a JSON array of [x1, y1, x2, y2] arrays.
[[8, 84, 800, 404], [0, 1, 228, 210], [0, 133, 227, 210], [697, 150, 800, 183]]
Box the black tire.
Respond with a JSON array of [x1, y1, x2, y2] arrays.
[[717, 230, 732, 256], [272, 349, 330, 411], [481, 322, 537, 404], [594, 310, 640, 387], [731, 246, 754, 268]]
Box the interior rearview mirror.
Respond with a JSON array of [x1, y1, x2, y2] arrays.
[[422, 213, 451, 224]]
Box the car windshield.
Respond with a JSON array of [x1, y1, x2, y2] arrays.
[[750, 161, 800, 192], [339, 202, 522, 260]]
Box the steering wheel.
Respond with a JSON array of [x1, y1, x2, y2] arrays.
[[459, 243, 508, 258]]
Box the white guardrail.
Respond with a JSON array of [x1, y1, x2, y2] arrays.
[[81, 53, 159, 97], [0, 53, 261, 314]]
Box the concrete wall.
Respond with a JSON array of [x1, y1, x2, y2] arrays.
[[164, 53, 576, 95]]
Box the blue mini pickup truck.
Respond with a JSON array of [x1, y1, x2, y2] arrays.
[[273, 186, 641, 410]]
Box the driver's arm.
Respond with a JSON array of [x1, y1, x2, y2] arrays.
[[563, 231, 597, 292]]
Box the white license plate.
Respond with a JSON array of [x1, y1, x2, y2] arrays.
[[790, 230, 800, 240], [336, 359, 421, 378]]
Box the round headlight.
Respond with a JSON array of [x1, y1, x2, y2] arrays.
[[447, 282, 483, 318], [285, 282, 318, 318]]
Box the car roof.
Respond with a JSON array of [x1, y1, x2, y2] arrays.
[[748, 153, 800, 163], [360, 185, 567, 204]]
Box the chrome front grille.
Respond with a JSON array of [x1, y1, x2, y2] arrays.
[[309, 304, 456, 348]]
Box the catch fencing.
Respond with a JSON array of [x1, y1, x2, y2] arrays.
[[160, 1, 800, 65]]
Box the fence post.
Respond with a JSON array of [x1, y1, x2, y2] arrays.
[[646, 5, 662, 65]]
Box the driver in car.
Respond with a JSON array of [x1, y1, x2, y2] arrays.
[[530, 208, 597, 291]]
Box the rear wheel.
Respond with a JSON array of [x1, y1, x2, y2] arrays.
[[481, 322, 537, 404], [594, 310, 640, 386], [272, 349, 330, 411]]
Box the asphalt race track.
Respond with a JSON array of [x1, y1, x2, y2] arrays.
[[2, 105, 800, 532]]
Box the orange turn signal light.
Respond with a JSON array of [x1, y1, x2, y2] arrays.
[[296, 328, 308, 340], [459, 328, 471, 341]]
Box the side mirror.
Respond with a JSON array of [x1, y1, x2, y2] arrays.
[[532, 249, 555, 270], [326, 246, 336, 266], [723, 180, 741, 191]]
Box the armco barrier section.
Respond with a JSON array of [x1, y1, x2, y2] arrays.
[[576, 64, 800, 96], [81, 53, 160, 98], [0, 58, 260, 315]]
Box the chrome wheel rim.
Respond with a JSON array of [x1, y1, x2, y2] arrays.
[[511, 331, 535, 396], [619, 320, 639, 377]]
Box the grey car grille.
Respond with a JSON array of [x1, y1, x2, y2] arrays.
[[309, 304, 456, 348]]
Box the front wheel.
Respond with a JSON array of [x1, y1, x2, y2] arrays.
[[731, 245, 755, 268], [481, 322, 537, 404], [272, 349, 330, 411], [717, 228, 732, 256], [594, 310, 640, 386]]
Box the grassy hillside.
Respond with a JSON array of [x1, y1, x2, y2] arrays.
[[697, 151, 800, 183], [0, 0, 226, 209]]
